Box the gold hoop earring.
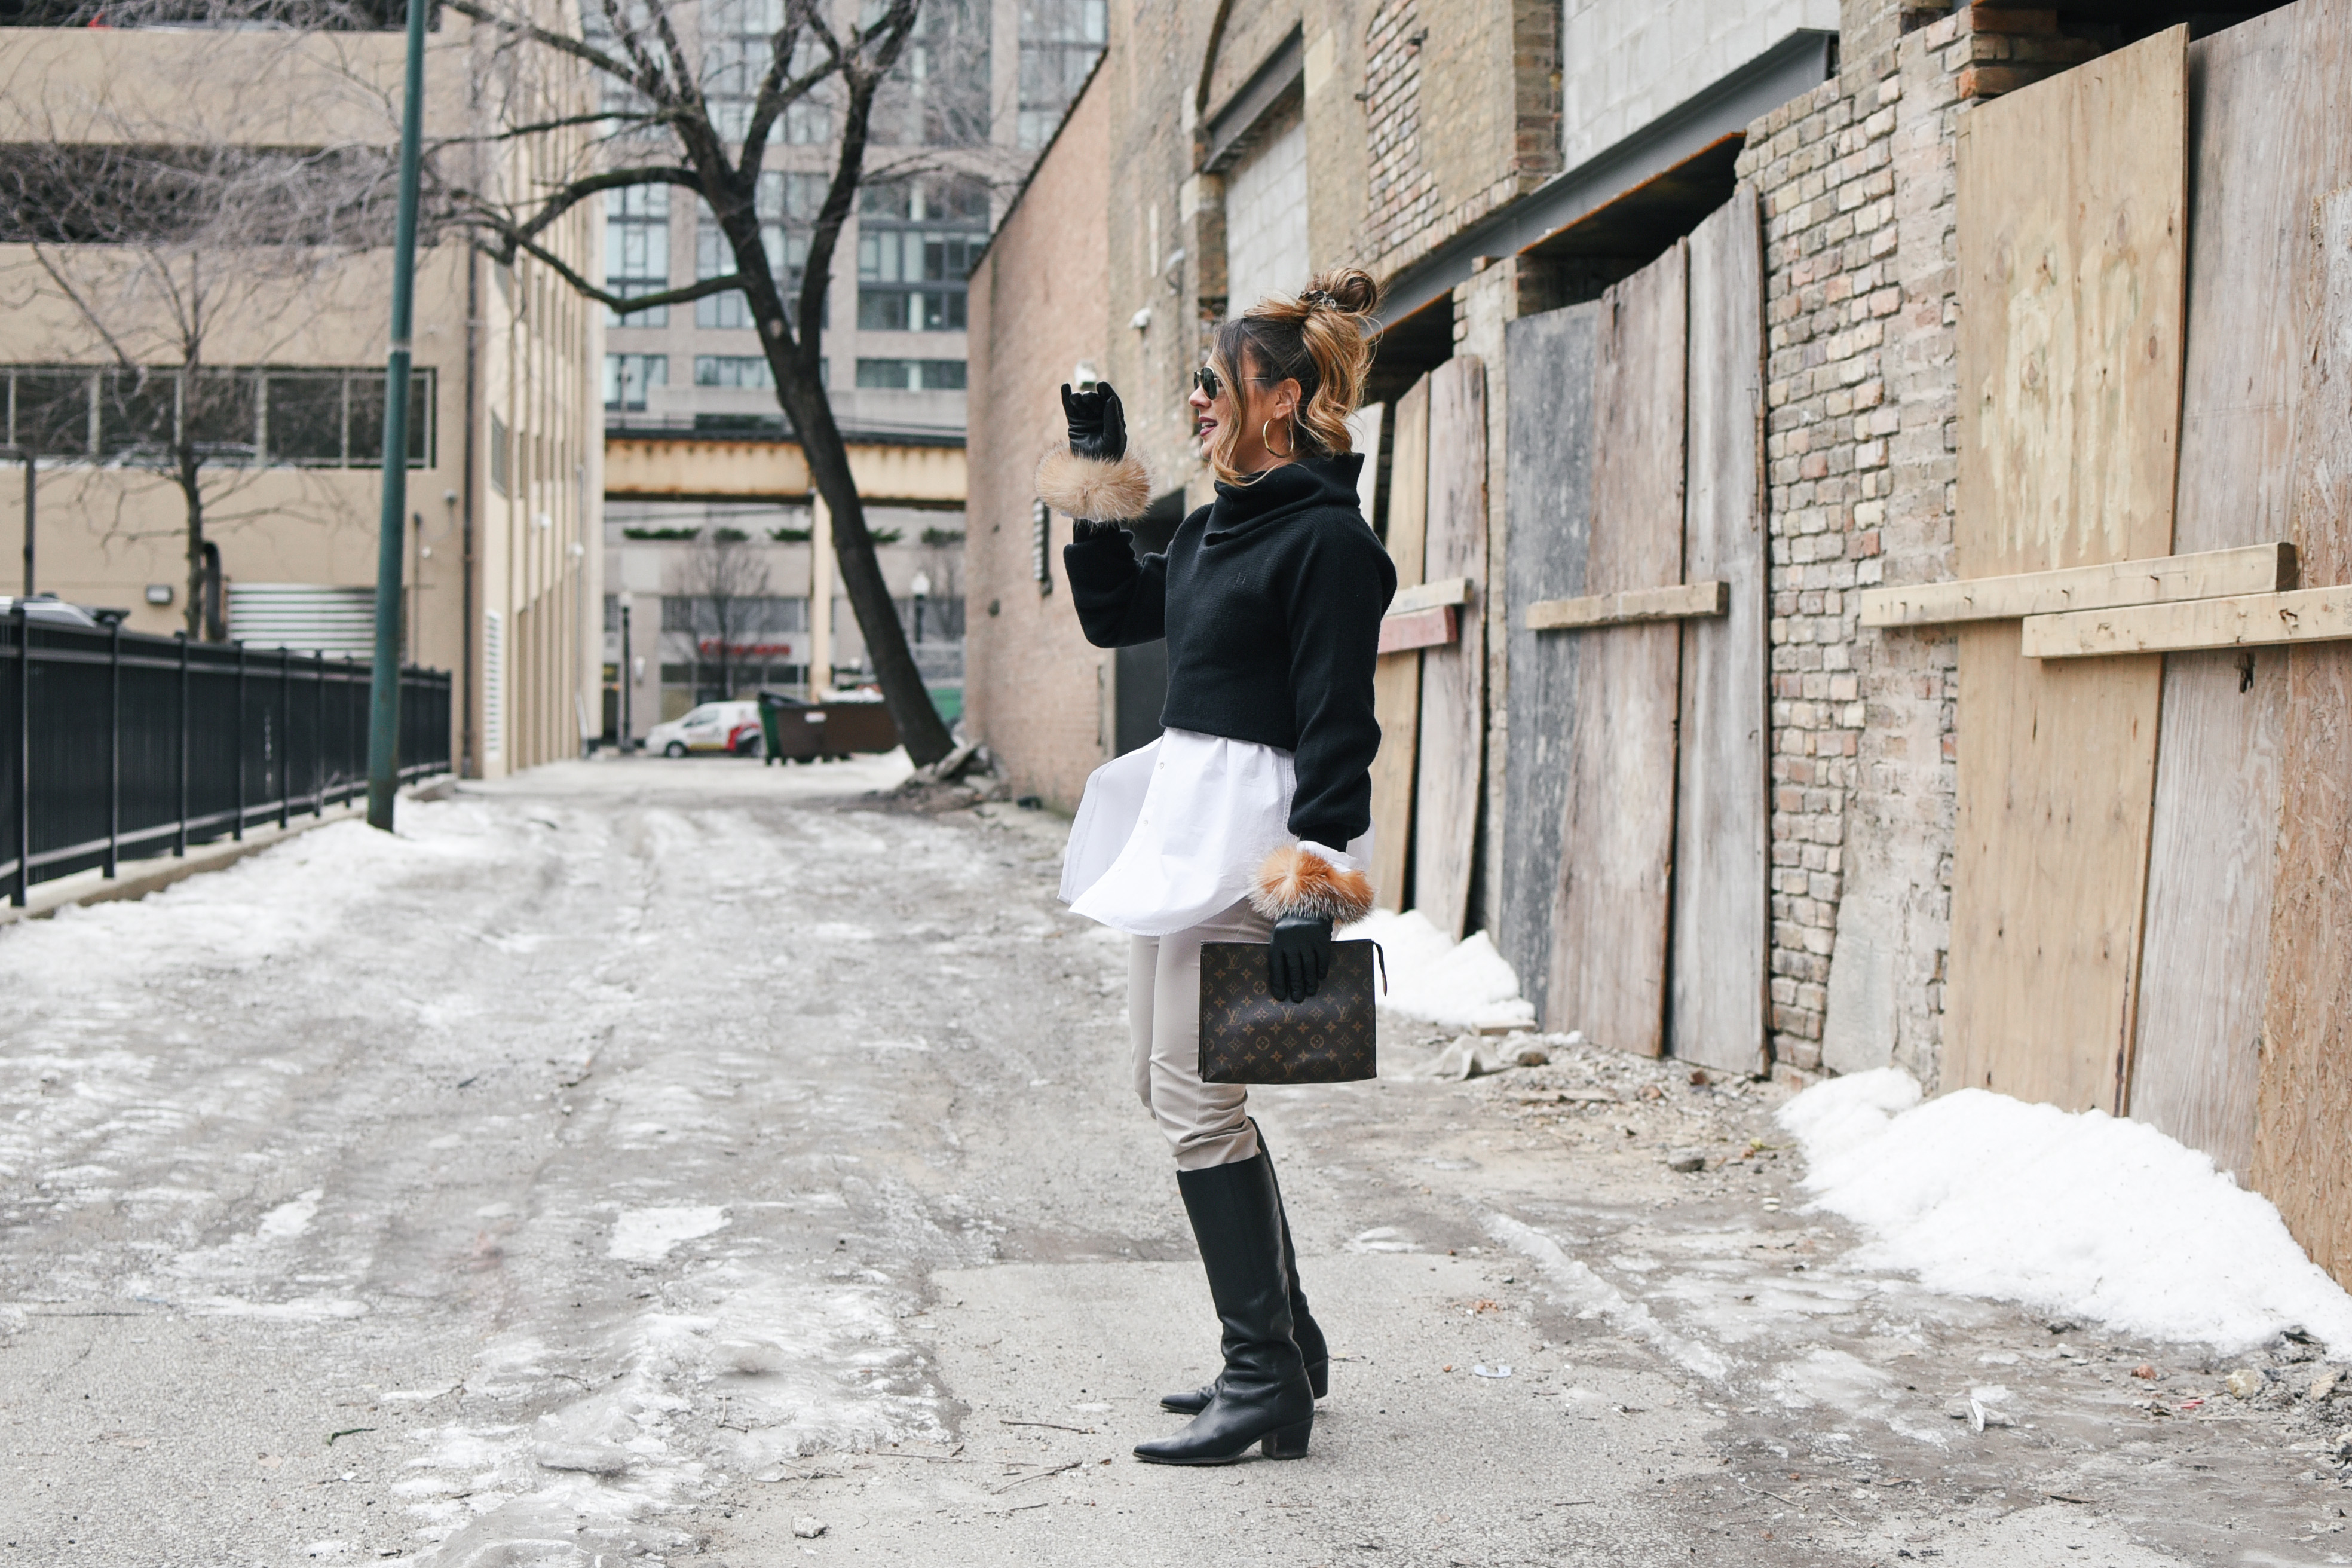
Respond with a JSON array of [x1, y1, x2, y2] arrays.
[[1263, 418, 1294, 458]]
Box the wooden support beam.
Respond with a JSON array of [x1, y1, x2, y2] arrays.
[[1859, 543, 2295, 627], [2023, 584, 2352, 658], [1524, 580, 1727, 632], [1377, 605, 1456, 654], [1386, 575, 1472, 616]]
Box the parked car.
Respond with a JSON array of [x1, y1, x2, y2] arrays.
[[645, 700, 761, 758], [0, 594, 105, 628]]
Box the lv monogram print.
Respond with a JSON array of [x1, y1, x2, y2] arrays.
[[1198, 941, 1380, 1085]]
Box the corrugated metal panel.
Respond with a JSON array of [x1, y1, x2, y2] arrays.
[[228, 584, 375, 656]]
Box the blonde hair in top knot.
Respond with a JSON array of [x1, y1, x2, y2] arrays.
[[1205, 267, 1382, 485]]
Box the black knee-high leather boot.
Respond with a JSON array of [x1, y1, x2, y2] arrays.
[[1132, 1152, 1315, 1465], [1160, 1133, 1327, 1414]]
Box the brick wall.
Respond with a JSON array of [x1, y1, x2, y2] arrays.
[[1736, 2, 2099, 1083], [963, 73, 1116, 811]]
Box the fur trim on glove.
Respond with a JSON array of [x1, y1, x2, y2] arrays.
[[1250, 843, 1376, 926], [1036, 446, 1151, 523]]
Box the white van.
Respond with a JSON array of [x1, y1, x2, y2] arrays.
[[645, 700, 761, 757]]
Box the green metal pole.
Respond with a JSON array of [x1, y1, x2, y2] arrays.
[[366, 0, 429, 832]]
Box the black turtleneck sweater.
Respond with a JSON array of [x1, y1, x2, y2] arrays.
[[1064, 454, 1396, 849]]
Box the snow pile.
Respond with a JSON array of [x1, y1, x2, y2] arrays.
[[1342, 908, 1536, 1031], [1780, 1069, 2352, 1353]]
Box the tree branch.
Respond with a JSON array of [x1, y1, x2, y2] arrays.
[[469, 229, 745, 317], [449, 163, 701, 249], [440, 0, 649, 97]]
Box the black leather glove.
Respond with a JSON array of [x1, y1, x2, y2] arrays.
[[1267, 915, 1333, 1005], [1061, 380, 1127, 461]]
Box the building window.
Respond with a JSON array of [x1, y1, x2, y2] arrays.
[[694, 354, 776, 389], [855, 358, 966, 391], [0, 364, 431, 468], [604, 353, 669, 411], [856, 174, 987, 333], [884, 0, 991, 148], [489, 412, 509, 495], [1018, 0, 1107, 149], [604, 185, 671, 327], [704, 0, 832, 148], [697, 172, 825, 330]]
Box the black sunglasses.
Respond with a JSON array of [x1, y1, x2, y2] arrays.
[[1192, 365, 1278, 401]]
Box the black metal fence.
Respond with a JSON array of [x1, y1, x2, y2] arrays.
[[2, 608, 452, 906]]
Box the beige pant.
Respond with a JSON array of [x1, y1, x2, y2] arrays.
[[1128, 898, 1273, 1170]]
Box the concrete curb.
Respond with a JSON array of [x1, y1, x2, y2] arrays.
[[0, 774, 459, 926]]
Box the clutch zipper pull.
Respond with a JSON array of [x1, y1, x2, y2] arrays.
[[1373, 941, 1387, 996]]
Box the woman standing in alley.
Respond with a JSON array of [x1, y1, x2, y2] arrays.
[[1041, 270, 1395, 1465]]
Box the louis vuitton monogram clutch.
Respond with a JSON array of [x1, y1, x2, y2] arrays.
[[1197, 940, 1382, 1085]]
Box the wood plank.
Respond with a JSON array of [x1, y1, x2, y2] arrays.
[[2253, 180, 2352, 1290], [1859, 543, 2293, 626], [2140, 8, 2352, 1182], [1388, 575, 1472, 616], [1549, 241, 1687, 1055], [2024, 586, 2352, 656], [1499, 302, 1600, 1025], [1525, 581, 1727, 631], [1411, 357, 1488, 941], [1673, 186, 1769, 1079], [2129, 644, 2284, 1178], [1377, 605, 1456, 654], [1944, 26, 2187, 1114], [1367, 376, 1429, 915]]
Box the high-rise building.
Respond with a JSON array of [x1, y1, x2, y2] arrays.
[[601, 0, 1105, 733]]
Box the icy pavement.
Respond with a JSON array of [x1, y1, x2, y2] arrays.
[[0, 755, 2345, 1567]]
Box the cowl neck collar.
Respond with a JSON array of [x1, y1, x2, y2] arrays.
[[1205, 454, 1365, 541]]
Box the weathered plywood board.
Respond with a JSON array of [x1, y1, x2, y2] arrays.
[[2025, 586, 2352, 656], [1411, 357, 1488, 941], [2130, 645, 2285, 1178], [1549, 242, 1687, 1055], [1377, 606, 1456, 654], [1368, 376, 1429, 914], [1391, 577, 1473, 615], [1944, 26, 2186, 1113], [1673, 188, 1768, 1079], [1860, 544, 2293, 626], [1500, 304, 1599, 1025], [1526, 581, 1726, 630], [2138, 7, 2352, 1177], [2253, 183, 2352, 1289]]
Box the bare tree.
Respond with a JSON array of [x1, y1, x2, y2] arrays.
[[0, 131, 403, 638], [672, 524, 773, 701], [443, 0, 969, 765]]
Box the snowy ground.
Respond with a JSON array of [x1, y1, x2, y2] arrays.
[[1, 755, 2348, 1567]]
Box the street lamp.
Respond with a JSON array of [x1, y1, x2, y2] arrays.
[[910, 568, 931, 647], [617, 590, 635, 752]]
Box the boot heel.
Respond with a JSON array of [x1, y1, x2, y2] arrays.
[[1261, 1419, 1312, 1460]]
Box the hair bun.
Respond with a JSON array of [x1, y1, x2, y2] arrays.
[[1303, 267, 1379, 316]]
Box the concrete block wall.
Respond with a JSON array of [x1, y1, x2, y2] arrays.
[[1561, 0, 1840, 169]]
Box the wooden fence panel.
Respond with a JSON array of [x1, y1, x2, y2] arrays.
[[2253, 183, 2352, 1288], [2133, 11, 2352, 1173], [1411, 358, 1488, 940], [1368, 376, 1430, 914], [1548, 243, 1687, 1052], [1673, 188, 1769, 1077], [1944, 27, 2187, 1111], [1500, 304, 1600, 1024]]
